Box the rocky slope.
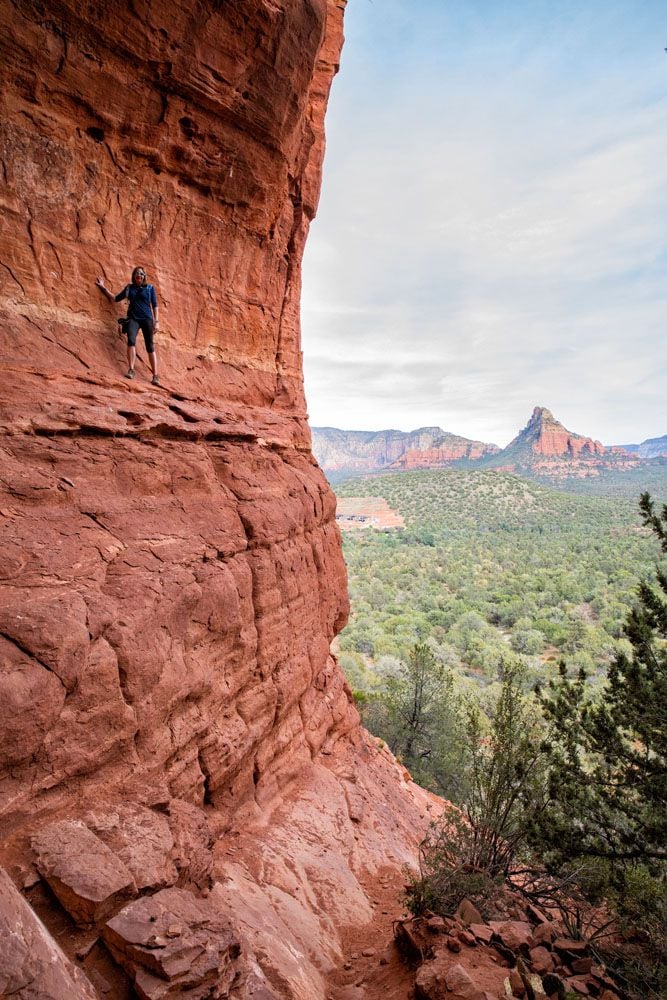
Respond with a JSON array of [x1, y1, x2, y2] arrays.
[[0, 3, 437, 997], [311, 426, 500, 476]]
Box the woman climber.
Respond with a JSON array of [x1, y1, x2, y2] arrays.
[[96, 266, 160, 385]]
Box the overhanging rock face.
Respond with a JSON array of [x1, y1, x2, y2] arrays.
[[0, 0, 354, 829], [0, 3, 439, 997]]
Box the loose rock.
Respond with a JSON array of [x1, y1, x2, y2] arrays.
[[102, 886, 244, 997], [456, 898, 484, 925], [31, 819, 136, 926]]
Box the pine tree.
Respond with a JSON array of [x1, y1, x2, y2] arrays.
[[535, 493, 667, 866]]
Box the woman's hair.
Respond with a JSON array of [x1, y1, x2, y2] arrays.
[[131, 266, 147, 285]]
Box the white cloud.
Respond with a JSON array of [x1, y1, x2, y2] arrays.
[[302, 1, 667, 445]]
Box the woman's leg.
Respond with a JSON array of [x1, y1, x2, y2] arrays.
[[142, 322, 159, 382], [125, 321, 139, 376]]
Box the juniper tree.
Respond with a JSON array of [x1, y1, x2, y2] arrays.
[[405, 659, 551, 917], [534, 493, 667, 867], [383, 643, 451, 772]]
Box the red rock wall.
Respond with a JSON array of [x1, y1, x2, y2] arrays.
[[0, 0, 342, 414], [0, 8, 450, 995], [0, 0, 357, 837]]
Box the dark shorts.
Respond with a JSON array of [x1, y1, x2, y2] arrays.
[[126, 318, 155, 353]]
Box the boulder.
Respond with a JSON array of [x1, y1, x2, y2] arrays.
[[85, 803, 178, 891], [395, 917, 432, 961], [553, 937, 588, 956], [571, 957, 593, 975], [415, 957, 487, 1000], [565, 978, 590, 995], [529, 921, 557, 947], [31, 819, 136, 925], [458, 929, 477, 947], [445, 962, 488, 999], [489, 920, 533, 951], [101, 885, 246, 998], [529, 945, 555, 974], [470, 922, 494, 944], [456, 898, 484, 925]]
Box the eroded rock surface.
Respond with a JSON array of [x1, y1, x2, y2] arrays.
[[85, 803, 178, 892], [0, 0, 355, 833], [102, 885, 263, 999], [214, 735, 440, 999], [166, 798, 215, 890]]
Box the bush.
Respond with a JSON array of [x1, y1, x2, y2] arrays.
[[405, 810, 500, 918], [405, 660, 550, 916]]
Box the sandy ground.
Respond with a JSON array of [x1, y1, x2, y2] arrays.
[[335, 498, 404, 532], [326, 865, 415, 1000]]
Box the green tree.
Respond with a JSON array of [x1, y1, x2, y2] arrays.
[[461, 660, 549, 877], [383, 643, 450, 776], [536, 493, 666, 866]]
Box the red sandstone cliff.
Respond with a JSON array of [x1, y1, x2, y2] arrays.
[[517, 407, 605, 458], [0, 3, 435, 997], [486, 406, 640, 479]]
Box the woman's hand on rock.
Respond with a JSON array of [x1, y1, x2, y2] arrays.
[[95, 277, 106, 289]]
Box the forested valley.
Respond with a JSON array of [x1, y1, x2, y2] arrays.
[[337, 471, 657, 709]]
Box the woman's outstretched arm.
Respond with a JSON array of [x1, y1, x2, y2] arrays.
[[96, 277, 127, 303]]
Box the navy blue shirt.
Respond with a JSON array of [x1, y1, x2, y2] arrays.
[[116, 283, 157, 322]]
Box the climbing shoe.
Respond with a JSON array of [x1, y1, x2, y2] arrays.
[[151, 374, 160, 386], [125, 369, 135, 379]]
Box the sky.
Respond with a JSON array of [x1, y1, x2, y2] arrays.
[[301, 0, 667, 448]]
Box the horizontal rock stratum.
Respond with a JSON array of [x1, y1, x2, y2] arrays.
[[0, 2, 437, 997]]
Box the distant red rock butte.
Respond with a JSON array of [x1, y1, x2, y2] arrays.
[[313, 407, 649, 480], [509, 406, 606, 457]]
